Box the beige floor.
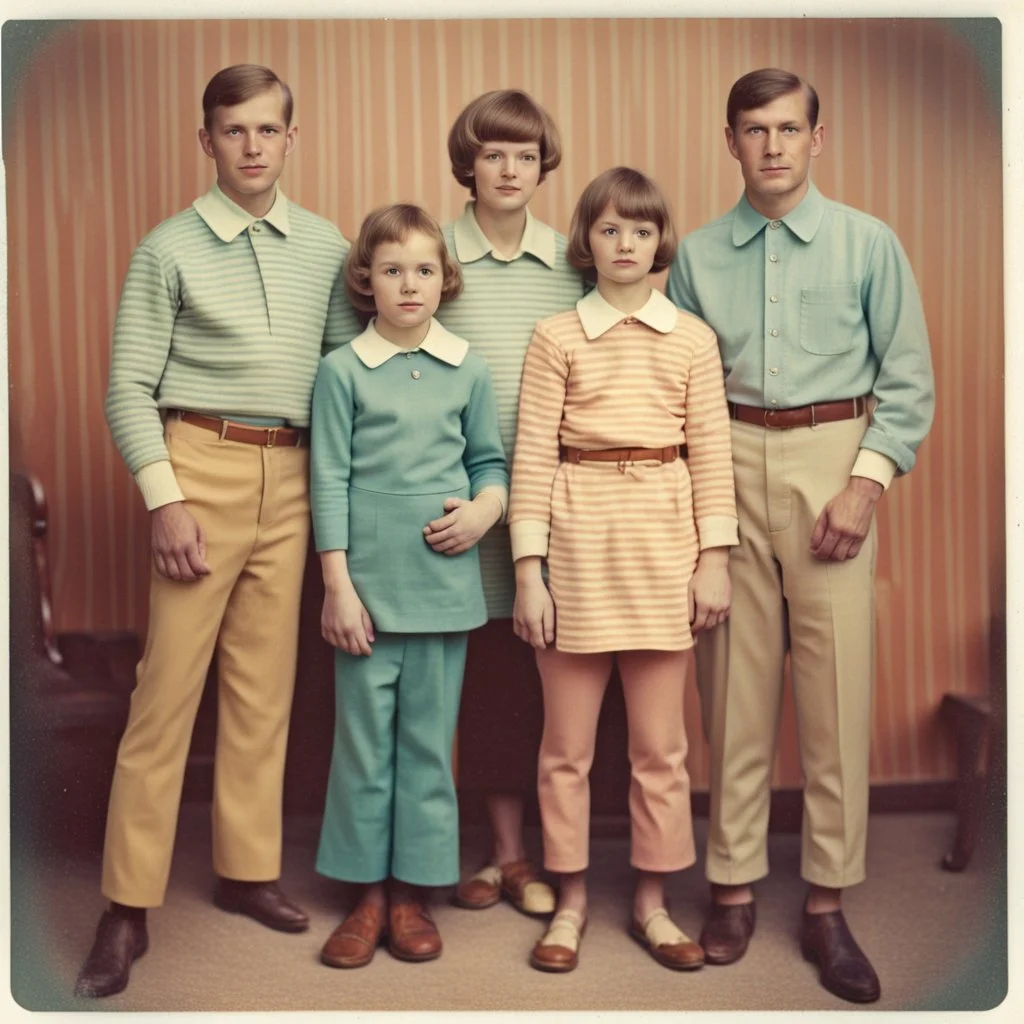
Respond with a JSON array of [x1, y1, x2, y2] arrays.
[[8, 803, 1006, 1014]]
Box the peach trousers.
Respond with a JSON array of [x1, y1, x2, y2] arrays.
[[536, 647, 697, 874], [101, 417, 310, 907]]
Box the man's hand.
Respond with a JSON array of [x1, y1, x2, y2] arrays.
[[151, 501, 210, 581], [321, 583, 375, 657], [810, 476, 884, 562], [423, 493, 503, 556], [688, 547, 731, 632]]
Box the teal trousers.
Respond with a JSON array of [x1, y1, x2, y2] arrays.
[[316, 632, 468, 886]]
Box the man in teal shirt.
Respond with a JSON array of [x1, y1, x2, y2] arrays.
[[667, 67, 934, 1004]]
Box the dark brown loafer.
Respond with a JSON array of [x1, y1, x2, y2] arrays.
[[388, 899, 442, 962], [700, 901, 756, 965], [321, 900, 387, 969], [213, 879, 310, 933], [801, 909, 881, 1003], [74, 911, 148, 998]]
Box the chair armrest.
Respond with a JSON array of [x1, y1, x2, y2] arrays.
[[57, 631, 140, 697]]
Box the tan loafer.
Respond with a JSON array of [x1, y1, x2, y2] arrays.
[[630, 907, 705, 971], [452, 865, 502, 910], [529, 909, 587, 973], [453, 860, 556, 916], [320, 900, 386, 969], [500, 859, 556, 916]]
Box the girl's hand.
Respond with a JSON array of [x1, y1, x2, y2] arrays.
[[688, 549, 731, 633], [321, 583, 375, 656], [423, 493, 503, 556], [513, 577, 556, 649]]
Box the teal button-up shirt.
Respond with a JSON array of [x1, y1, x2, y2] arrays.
[[666, 182, 935, 478]]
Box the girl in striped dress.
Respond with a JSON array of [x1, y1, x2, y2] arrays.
[[509, 167, 738, 973]]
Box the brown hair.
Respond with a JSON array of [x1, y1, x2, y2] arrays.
[[447, 89, 562, 195], [567, 167, 677, 276], [726, 67, 819, 131], [343, 204, 463, 319], [202, 65, 293, 132]]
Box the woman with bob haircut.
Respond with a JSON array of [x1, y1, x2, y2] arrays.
[[509, 167, 738, 973], [436, 89, 584, 922], [310, 203, 508, 969]]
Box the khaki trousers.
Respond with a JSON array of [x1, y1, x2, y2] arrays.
[[697, 415, 876, 889], [537, 647, 696, 874], [102, 418, 310, 907]]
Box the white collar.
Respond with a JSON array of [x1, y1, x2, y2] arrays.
[[350, 317, 469, 368], [576, 286, 679, 340], [193, 182, 290, 242], [451, 202, 557, 268]]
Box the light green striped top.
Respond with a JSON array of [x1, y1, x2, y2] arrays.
[[436, 202, 585, 618], [105, 184, 361, 489]]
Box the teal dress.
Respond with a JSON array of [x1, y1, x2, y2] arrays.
[[310, 318, 508, 886]]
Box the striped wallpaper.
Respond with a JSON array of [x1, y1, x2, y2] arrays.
[[6, 19, 1003, 789]]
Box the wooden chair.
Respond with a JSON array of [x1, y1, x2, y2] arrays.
[[10, 471, 140, 851], [939, 615, 1004, 872]]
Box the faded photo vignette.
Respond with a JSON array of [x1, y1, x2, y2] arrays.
[[1, 0, 1020, 1021]]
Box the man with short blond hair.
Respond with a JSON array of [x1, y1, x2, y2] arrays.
[[75, 63, 360, 998], [667, 67, 934, 1004]]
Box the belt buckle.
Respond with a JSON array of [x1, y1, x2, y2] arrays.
[[763, 408, 776, 428], [265, 427, 279, 449]]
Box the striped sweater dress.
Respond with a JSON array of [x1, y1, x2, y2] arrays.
[[508, 287, 738, 654]]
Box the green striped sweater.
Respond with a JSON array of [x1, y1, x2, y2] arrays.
[[105, 186, 360, 477]]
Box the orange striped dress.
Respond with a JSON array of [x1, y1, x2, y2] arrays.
[[508, 288, 738, 653]]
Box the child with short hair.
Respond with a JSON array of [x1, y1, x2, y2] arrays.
[[311, 203, 508, 968], [510, 168, 738, 973], [435, 90, 584, 918]]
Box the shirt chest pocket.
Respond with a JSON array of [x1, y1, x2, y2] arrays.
[[798, 282, 862, 355]]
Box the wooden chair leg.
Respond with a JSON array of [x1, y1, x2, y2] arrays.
[[940, 694, 991, 872]]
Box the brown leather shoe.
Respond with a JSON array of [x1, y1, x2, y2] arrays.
[[388, 899, 442, 962], [321, 900, 387, 969], [213, 879, 310, 933], [500, 859, 556, 916], [529, 909, 587, 973], [801, 909, 881, 1003], [74, 910, 148, 998], [453, 860, 555, 916], [452, 865, 502, 910], [700, 901, 756, 965], [630, 908, 705, 971]]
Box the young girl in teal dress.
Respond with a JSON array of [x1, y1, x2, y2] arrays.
[[310, 204, 507, 968]]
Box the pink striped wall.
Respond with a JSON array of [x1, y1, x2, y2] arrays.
[[6, 19, 1003, 788]]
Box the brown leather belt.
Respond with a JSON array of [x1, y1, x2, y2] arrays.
[[174, 410, 309, 448], [562, 444, 685, 465], [728, 396, 869, 429]]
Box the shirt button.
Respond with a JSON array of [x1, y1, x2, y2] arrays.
[[769, 220, 781, 229], [770, 295, 779, 303], [411, 370, 421, 380], [770, 399, 778, 407], [406, 352, 412, 358], [251, 223, 262, 233], [623, 316, 637, 325], [768, 367, 779, 376], [769, 254, 779, 263], [769, 329, 779, 337]]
